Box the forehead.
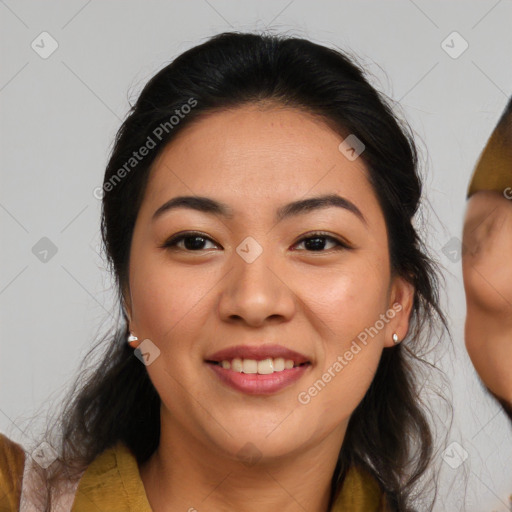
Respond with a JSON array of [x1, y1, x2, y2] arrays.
[[141, 104, 382, 225]]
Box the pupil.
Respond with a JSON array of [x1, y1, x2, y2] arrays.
[[305, 237, 325, 251], [185, 236, 205, 250]]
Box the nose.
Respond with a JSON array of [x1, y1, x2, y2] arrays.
[[217, 248, 296, 327]]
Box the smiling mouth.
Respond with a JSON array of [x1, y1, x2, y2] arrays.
[[206, 357, 311, 375]]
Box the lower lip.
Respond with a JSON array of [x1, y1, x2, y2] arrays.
[[207, 362, 310, 395]]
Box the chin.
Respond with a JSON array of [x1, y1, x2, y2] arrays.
[[210, 426, 308, 463]]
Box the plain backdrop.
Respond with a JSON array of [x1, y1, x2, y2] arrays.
[[1, 1, 511, 510]]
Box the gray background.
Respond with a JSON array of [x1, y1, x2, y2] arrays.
[[1, 1, 511, 510]]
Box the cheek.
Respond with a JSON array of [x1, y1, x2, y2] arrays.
[[298, 257, 390, 345], [129, 250, 217, 342], [294, 260, 389, 414]]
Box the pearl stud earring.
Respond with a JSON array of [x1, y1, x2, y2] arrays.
[[127, 332, 138, 345]]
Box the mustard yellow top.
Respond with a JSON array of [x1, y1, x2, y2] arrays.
[[0, 433, 389, 511], [467, 97, 512, 197]]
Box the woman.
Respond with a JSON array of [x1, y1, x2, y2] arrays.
[[0, 31, 446, 511]]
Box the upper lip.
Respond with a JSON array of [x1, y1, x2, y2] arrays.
[[205, 344, 310, 364]]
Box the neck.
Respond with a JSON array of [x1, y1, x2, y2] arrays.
[[139, 412, 346, 512]]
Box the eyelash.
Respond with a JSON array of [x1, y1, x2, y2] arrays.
[[161, 231, 351, 252]]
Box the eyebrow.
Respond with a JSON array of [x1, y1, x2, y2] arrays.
[[152, 193, 367, 226]]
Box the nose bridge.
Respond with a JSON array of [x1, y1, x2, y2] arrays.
[[218, 236, 294, 325], [235, 241, 274, 289], [233, 238, 278, 301]]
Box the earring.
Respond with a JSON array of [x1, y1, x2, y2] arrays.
[[392, 333, 400, 344], [127, 332, 138, 345]]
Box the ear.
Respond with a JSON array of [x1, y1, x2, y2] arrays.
[[383, 275, 415, 348], [122, 285, 142, 348]]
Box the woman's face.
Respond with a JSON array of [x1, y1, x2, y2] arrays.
[[126, 104, 413, 462]]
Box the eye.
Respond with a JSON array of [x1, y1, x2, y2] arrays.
[[161, 230, 351, 253], [162, 231, 220, 251], [292, 232, 350, 252]]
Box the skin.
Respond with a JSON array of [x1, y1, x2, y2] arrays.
[[124, 104, 414, 512], [463, 190, 512, 407]]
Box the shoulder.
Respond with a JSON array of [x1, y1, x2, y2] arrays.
[[72, 441, 152, 511], [0, 433, 26, 511], [331, 465, 391, 512]]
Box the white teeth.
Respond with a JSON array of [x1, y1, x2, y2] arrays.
[[242, 359, 258, 374], [273, 358, 285, 372], [218, 357, 300, 374], [231, 358, 243, 372], [257, 358, 274, 374]]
